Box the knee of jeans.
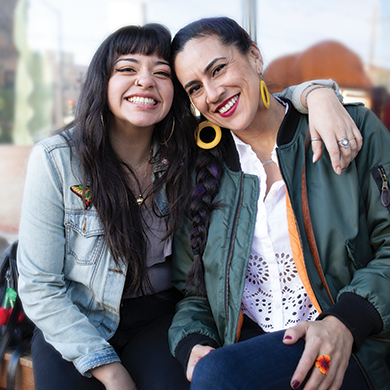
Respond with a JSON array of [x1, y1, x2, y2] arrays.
[[192, 349, 231, 387]]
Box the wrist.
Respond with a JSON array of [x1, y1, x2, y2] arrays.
[[303, 85, 332, 109], [292, 79, 339, 114]]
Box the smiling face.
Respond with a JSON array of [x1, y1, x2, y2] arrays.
[[174, 35, 263, 133], [107, 53, 174, 131]]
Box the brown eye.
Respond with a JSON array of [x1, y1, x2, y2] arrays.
[[154, 71, 171, 78], [116, 67, 136, 73], [188, 84, 201, 95], [212, 64, 226, 76]]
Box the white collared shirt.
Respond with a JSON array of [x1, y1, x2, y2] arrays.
[[231, 110, 318, 331]]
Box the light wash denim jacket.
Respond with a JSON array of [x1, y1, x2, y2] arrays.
[[17, 131, 169, 376]]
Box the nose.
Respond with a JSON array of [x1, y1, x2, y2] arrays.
[[135, 70, 155, 89], [204, 82, 223, 105]]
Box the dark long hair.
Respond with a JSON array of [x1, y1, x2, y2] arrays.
[[63, 24, 196, 295], [171, 17, 253, 296]]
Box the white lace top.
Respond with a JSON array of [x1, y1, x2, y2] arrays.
[[232, 109, 318, 332]]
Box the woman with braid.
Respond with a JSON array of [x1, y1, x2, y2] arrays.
[[17, 20, 361, 390], [168, 17, 390, 390]]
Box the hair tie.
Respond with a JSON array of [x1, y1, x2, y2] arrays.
[[192, 248, 201, 256]]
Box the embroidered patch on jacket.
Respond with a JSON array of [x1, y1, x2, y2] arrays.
[[70, 185, 92, 207]]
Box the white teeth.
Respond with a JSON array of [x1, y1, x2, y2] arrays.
[[218, 95, 239, 114], [127, 96, 156, 105]]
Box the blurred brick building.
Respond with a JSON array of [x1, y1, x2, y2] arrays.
[[264, 40, 390, 131]]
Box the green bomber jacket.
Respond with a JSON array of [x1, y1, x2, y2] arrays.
[[169, 102, 390, 390]]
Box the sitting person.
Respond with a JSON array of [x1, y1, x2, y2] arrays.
[[169, 16, 390, 390]]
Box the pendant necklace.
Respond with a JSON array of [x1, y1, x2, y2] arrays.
[[133, 147, 153, 206], [136, 194, 144, 206]]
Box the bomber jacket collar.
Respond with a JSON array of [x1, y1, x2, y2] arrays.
[[222, 99, 302, 171]]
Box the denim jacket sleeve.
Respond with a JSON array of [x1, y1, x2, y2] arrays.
[[17, 140, 121, 376], [275, 79, 342, 114]]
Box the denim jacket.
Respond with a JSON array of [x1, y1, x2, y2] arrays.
[[17, 131, 169, 376]]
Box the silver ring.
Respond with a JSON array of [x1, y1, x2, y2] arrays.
[[338, 137, 350, 148], [310, 137, 322, 142], [348, 136, 356, 142], [135, 79, 141, 86]]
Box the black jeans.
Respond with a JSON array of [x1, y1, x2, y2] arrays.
[[31, 288, 189, 390]]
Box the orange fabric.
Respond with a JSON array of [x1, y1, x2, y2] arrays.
[[235, 311, 245, 342], [286, 192, 322, 313]]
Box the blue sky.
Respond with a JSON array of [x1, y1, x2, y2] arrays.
[[27, 0, 389, 70]]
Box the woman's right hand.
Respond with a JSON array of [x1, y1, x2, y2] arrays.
[[91, 362, 137, 390], [186, 344, 215, 381]]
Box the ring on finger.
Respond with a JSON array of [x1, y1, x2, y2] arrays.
[[310, 137, 322, 142], [338, 137, 350, 148], [348, 136, 356, 142], [315, 354, 331, 375]]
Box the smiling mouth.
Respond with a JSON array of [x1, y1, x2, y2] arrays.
[[217, 94, 239, 114], [126, 96, 157, 106]]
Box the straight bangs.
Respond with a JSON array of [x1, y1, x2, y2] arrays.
[[113, 24, 171, 64]]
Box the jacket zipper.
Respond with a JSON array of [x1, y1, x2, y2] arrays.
[[378, 166, 390, 207], [224, 172, 245, 326]]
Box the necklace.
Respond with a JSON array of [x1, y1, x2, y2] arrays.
[[136, 194, 144, 206], [132, 146, 153, 206], [133, 148, 152, 175], [262, 158, 274, 167]]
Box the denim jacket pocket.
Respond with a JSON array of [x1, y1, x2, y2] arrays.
[[65, 210, 105, 264]]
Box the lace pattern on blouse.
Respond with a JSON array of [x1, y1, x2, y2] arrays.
[[241, 251, 318, 331]]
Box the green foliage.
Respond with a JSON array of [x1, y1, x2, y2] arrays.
[[0, 84, 16, 144]]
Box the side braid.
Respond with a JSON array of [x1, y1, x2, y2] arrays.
[[186, 145, 224, 296]]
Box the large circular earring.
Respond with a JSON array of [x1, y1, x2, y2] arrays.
[[195, 120, 222, 149], [260, 79, 270, 109]]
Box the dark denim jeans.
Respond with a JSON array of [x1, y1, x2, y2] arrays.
[[31, 288, 189, 390], [191, 328, 370, 390]]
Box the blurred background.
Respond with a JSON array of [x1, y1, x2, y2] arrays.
[[0, 0, 389, 243]]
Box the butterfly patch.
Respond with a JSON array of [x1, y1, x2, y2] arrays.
[[70, 185, 92, 207]]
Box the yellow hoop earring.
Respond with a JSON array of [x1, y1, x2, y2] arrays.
[[260, 79, 270, 109], [195, 120, 222, 149]]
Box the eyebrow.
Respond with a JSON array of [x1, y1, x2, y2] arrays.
[[184, 57, 226, 90], [114, 58, 170, 67]]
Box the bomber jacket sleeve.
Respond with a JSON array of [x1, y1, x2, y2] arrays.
[[309, 105, 390, 348], [169, 215, 221, 368], [17, 143, 121, 376], [331, 105, 390, 343]]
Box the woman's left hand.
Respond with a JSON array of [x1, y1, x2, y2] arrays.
[[306, 87, 362, 175], [283, 316, 354, 390]]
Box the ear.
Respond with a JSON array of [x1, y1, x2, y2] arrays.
[[248, 43, 263, 74]]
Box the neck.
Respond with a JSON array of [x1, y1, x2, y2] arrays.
[[109, 119, 154, 167], [231, 95, 286, 162]]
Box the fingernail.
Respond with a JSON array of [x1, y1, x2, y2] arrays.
[[336, 167, 341, 175], [284, 335, 292, 340], [292, 380, 300, 389]]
